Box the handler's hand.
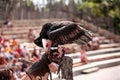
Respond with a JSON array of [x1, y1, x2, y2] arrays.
[[48, 62, 58, 73]]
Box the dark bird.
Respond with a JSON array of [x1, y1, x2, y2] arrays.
[[34, 21, 92, 47], [24, 21, 93, 80]]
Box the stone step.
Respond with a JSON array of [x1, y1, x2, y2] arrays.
[[1, 28, 40, 35], [51, 49, 120, 79], [20, 42, 37, 49], [66, 47, 120, 59], [98, 36, 114, 44], [0, 26, 41, 31], [2, 32, 39, 39], [100, 39, 113, 44], [99, 43, 120, 48], [51, 58, 120, 80], [17, 39, 29, 43], [89, 46, 120, 55], [79, 67, 99, 74], [1, 32, 40, 41], [73, 58, 120, 76], [73, 52, 120, 63]]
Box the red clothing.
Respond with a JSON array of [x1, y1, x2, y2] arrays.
[[15, 48, 23, 57], [0, 37, 2, 43], [80, 50, 88, 63]]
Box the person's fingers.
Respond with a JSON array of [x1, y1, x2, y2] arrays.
[[49, 63, 58, 73], [21, 73, 31, 80]]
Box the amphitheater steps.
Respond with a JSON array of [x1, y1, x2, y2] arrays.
[[72, 48, 120, 64], [51, 42, 120, 80], [66, 45, 120, 59]]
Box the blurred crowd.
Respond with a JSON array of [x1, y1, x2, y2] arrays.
[[0, 29, 100, 79], [0, 35, 42, 80]]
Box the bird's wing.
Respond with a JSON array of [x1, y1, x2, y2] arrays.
[[73, 26, 93, 45], [48, 23, 92, 45], [34, 22, 93, 47]]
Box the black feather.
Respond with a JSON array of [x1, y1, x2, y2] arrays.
[[48, 23, 85, 44], [34, 23, 52, 47], [34, 21, 92, 47]]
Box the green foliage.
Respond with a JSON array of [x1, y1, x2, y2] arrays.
[[114, 17, 120, 33], [109, 8, 120, 18], [26, 0, 31, 7], [34, 5, 38, 11], [77, 0, 120, 34], [78, 2, 102, 17]]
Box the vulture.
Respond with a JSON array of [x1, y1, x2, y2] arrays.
[[34, 21, 92, 48], [25, 21, 93, 80]]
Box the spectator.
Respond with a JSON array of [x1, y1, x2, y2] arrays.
[[14, 45, 23, 57], [80, 45, 88, 64], [31, 47, 39, 62], [3, 45, 14, 61], [28, 29, 36, 42], [21, 45, 28, 58], [0, 54, 15, 80], [10, 37, 18, 48], [91, 34, 100, 50], [14, 62, 24, 80], [3, 17, 13, 28], [0, 35, 3, 44], [2, 37, 10, 47], [0, 54, 7, 65]]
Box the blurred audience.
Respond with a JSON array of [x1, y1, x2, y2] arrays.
[[0, 31, 101, 79], [3, 17, 13, 28], [28, 29, 36, 42], [10, 37, 18, 48], [91, 34, 100, 50], [0, 35, 42, 79], [80, 45, 88, 64]]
